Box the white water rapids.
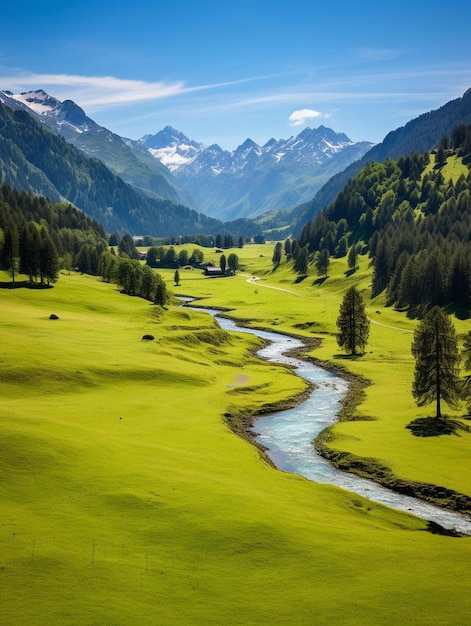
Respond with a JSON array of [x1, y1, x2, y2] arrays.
[[185, 302, 471, 535]]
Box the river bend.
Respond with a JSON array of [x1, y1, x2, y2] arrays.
[[186, 303, 471, 535]]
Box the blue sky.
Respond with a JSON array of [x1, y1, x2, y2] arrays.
[[1, 0, 470, 149]]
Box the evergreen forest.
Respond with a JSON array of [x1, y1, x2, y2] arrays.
[[296, 125, 471, 317]]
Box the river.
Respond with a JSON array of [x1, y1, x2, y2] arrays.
[[185, 301, 471, 535]]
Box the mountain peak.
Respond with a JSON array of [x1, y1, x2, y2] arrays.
[[141, 126, 200, 151], [11, 89, 61, 115]]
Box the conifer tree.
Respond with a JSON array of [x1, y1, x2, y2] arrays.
[[336, 286, 370, 355], [294, 246, 309, 277], [220, 253, 226, 274], [347, 243, 358, 271], [272, 242, 282, 268], [411, 306, 461, 419], [2, 223, 19, 283], [39, 227, 59, 285], [315, 248, 329, 278]]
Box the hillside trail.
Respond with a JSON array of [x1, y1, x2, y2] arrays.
[[244, 274, 414, 334], [244, 274, 306, 298]]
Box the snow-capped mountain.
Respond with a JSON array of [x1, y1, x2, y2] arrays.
[[0, 90, 193, 208], [141, 126, 374, 220]]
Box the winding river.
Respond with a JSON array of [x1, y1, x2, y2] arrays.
[[186, 302, 471, 535]]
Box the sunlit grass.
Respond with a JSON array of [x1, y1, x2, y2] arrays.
[[1, 266, 471, 624]]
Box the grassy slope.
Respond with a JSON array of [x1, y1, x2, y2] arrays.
[[1, 267, 471, 625]]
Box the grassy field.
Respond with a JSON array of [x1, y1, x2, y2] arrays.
[[1, 257, 471, 625]]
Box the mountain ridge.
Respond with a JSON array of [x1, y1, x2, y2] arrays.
[[0, 89, 194, 208], [141, 125, 373, 220]]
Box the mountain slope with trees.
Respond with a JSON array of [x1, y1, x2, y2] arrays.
[[0, 101, 222, 237], [293, 88, 471, 234], [295, 124, 471, 317], [0, 90, 194, 208]]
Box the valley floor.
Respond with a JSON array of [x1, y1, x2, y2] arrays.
[[1, 261, 471, 625]]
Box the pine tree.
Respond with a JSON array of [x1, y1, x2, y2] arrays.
[[315, 248, 329, 278], [2, 223, 19, 283], [154, 276, 168, 306], [461, 331, 471, 413], [411, 306, 461, 419], [220, 253, 226, 274], [284, 238, 291, 257], [272, 242, 282, 268], [294, 246, 309, 277], [39, 227, 59, 285], [347, 243, 358, 271], [336, 286, 370, 355]]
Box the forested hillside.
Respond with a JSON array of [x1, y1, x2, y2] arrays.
[[0, 102, 222, 237], [296, 124, 471, 316], [293, 88, 471, 233], [0, 184, 108, 282]]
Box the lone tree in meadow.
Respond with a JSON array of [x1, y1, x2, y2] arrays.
[[220, 253, 226, 274], [227, 253, 239, 274], [336, 286, 370, 355], [174, 269, 180, 286], [411, 306, 461, 419]]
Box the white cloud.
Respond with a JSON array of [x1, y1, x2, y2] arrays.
[[289, 108, 325, 126]]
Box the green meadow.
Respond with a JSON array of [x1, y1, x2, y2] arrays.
[[1, 252, 471, 625]]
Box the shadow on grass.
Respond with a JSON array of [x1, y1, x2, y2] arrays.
[[406, 416, 469, 437], [426, 520, 462, 537], [312, 276, 327, 287], [294, 275, 308, 284], [0, 281, 53, 290], [333, 352, 365, 361]]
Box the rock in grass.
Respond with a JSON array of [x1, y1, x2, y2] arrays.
[[49, 314, 59, 320]]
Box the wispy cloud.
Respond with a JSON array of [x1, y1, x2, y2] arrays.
[[0, 70, 285, 111], [0, 72, 185, 109]]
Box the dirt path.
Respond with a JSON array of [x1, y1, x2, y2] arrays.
[[369, 318, 414, 333], [244, 275, 306, 298]]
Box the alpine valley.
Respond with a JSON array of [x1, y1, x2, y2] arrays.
[[0, 89, 373, 235], [1, 88, 471, 239]]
